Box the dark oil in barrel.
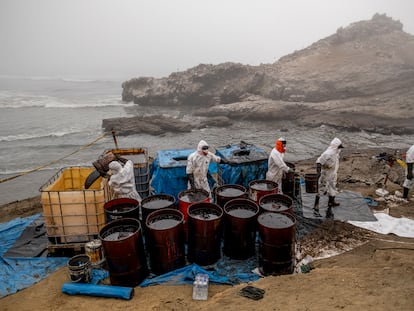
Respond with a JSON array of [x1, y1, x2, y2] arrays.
[[179, 192, 209, 203], [142, 198, 174, 209], [147, 218, 181, 230], [190, 208, 221, 220], [250, 182, 275, 191]]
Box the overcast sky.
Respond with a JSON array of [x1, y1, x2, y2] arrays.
[[1, 0, 413, 80]]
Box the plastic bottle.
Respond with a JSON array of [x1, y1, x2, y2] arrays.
[[192, 273, 209, 300]]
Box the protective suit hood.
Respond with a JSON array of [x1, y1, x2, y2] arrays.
[[197, 140, 209, 153], [109, 161, 122, 173], [330, 137, 343, 149]]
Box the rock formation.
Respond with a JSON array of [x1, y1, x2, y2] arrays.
[[110, 14, 414, 135]]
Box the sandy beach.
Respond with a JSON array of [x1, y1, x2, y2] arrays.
[[1, 148, 414, 310]]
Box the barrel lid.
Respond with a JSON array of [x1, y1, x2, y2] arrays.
[[257, 212, 295, 229]]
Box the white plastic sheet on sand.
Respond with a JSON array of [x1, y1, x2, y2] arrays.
[[348, 213, 414, 238]]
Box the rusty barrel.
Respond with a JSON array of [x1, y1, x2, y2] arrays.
[[215, 184, 248, 208], [282, 162, 296, 198], [187, 202, 223, 266], [257, 212, 296, 276], [145, 208, 185, 275], [141, 194, 176, 232], [223, 198, 259, 260], [177, 189, 210, 240], [99, 218, 148, 287], [259, 193, 294, 215], [248, 179, 278, 205], [304, 173, 319, 193], [104, 198, 140, 223]]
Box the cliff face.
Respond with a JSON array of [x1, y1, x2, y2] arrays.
[[118, 14, 414, 134]]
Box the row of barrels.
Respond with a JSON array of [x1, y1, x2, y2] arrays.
[[95, 182, 296, 287]]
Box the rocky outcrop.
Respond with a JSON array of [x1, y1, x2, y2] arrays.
[[102, 115, 232, 136], [115, 14, 414, 135]]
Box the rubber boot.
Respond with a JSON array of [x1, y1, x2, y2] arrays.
[[403, 187, 409, 199], [326, 206, 334, 219], [328, 196, 340, 207], [313, 195, 322, 217]]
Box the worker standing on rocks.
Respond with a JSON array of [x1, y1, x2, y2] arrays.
[[266, 137, 294, 194], [403, 144, 414, 200], [186, 140, 228, 196], [313, 137, 344, 218]]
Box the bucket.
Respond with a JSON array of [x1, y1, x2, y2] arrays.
[[304, 173, 319, 193], [257, 212, 296, 276], [141, 194, 176, 232], [259, 193, 294, 215], [215, 184, 247, 208], [93, 151, 117, 175], [248, 179, 278, 204], [85, 239, 105, 268], [104, 198, 140, 223], [67, 254, 92, 283], [145, 208, 185, 275], [282, 162, 296, 198], [223, 198, 259, 259], [177, 189, 210, 240], [187, 202, 223, 266], [99, 218, 148, 287]]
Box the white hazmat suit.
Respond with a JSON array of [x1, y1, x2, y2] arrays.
[[186, 140, 222, 194], [108, 160, 141, 203], [266, 138, 290, 193], [403, 144, 414, 199], [313, 137, 344, 218], [316, 137, 343, 197]]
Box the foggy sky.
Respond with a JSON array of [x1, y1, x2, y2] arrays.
[[1, 0, 413, 80]]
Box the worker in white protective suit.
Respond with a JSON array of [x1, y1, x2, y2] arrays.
[[313, 137, 344, 218], [266, 137, 294, 194], [186, 140, 228, 195], [108, 159, 142, 203], [403, 144, 414, 200]]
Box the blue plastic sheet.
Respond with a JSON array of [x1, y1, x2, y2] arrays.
[[151, 148, 218, 201], [215, 142, 268, 189], [140, 263, 260, 287], [0, 213, 68, 298], [62, 282, 134, 300]]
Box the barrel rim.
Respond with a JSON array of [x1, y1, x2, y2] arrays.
[[249, 179, 278, 187], [223, 198, 259, 217], [99, 217, 141, 241], [188, 202, 223, 221], [141, 194, 176, 206], [259, 193, 293, 206], [104, 198, 139, 211], [146, 208, 184, 230], [178, 188, 210, 200], [257, 211, 296, 228], [216, 184, 247, 197]]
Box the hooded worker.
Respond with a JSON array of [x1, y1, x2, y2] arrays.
[[266, 137, 294, 194], [108, 159, 141, 203], [402, 144, 414, 199], [186, 140, 228, 194], [313, 137, 344, 218]]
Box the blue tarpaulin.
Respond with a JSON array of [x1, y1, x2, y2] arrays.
[[0, 213, 68, 298], [151, 143, 269, 200], [151, 148, 218, 201], [215, 142, 268, 189]]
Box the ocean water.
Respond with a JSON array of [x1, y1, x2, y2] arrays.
[[0, 77, 412, 205]]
